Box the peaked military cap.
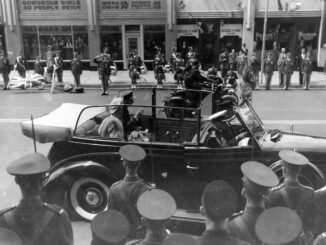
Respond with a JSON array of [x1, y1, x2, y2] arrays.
[[137, 189, 176, 220], [163, 233, 200, 245], [255, 207, 302, 245], [118, 90, 134, 101], [91, 209, 130, 244], [202, 180, 237, 219], [313, 232, 326, 245], [241, 161, 279, 188], [0, 227, 23, 245], [279, 150, 309, 166], [119, 144, 146, 162], [7, 153, 50, 176]]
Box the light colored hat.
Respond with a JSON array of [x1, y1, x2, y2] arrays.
[[279, 150, 309, 166]]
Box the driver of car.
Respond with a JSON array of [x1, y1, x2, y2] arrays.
[[208, 110, 248, 147]]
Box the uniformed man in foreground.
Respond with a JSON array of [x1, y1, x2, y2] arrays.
[[108, 145, 149, 240], [0, 227, 23, 245], [127, 188, 177, 245], [255, 207, 303, 245], [228, 161, 279, 244], [163, 233, 200, 245], [0, 153, 73, 245], [199, 180, 250, 245], [264, 150, 316, 239], [91, 209, 130, 245]]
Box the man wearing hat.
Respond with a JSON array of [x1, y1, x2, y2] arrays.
[[54, 51, 64, 83], [91, 209, 130, 245], [228, 161, 279, 244], [263, 52, 274, 90], [264, 150, 317, 237], [108, 145, 149, 240], [126, 189, 176, 245], [0, 153, 73, 245], [70, 51, 83, 92], [255, 207, 303, 245], [199, 180, 250, 245]]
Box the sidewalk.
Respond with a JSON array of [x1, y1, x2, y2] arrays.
[[4, 69, 326, 89]]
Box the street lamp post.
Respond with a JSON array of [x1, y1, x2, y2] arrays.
[[260, 0, 270, 87]]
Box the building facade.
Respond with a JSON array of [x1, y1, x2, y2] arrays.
[[0, 0, 325, 69]]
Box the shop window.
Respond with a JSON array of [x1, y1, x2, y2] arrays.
[[144, 25, 165, 60], [100, 26, 123, 60], [22, 25, 89, 61]]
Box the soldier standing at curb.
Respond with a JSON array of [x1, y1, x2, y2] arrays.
[[0, 153, 73, 245], [70, 51, 83, 91], [263, 52, 274, 90], [301, 52, 313, 90], [0, 50, 11, 90], [108, 145, 149, 240], [54, 51, 64, 83], [228, 161, 279, 244], [281, 53, 294, 90], [278, 48, 286, 87]]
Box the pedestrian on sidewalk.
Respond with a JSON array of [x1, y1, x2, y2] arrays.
[[54, 51, 64, 83], [93, 47, 113, 95], [263, 52, 274, 90], [219, 49, 229, 80], [70, 51, 83, 90], [301, 52, 313, 90], [237, 51, 247, 79], [278, 48, 286, 87], [15, 51, 26, 78], [45, 45, 55, 83], [297, 47, 306, 87], [0, 50, 11, 89], [282, 53, 294, 90], [228, 49, 237, 71], [33, 56, 44, 76], [249, 52, 260, 89]]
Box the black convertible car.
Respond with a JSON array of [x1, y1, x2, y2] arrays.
[[21, 88, 326, 234]]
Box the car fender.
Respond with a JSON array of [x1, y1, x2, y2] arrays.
[[42, 160, 118, 206]]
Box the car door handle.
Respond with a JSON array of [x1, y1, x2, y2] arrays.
[[186, 163, 199, 170]]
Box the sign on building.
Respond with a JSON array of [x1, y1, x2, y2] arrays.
[[220, 24, 242, 38], [177, 25, 199, 38]]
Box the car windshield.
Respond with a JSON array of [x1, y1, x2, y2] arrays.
[[237, 101, 267, 144]]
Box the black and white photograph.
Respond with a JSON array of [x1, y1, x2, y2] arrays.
[[1, 0, 326, 244]]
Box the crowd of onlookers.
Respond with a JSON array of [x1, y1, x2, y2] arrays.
[[1, 145, 326, 245]]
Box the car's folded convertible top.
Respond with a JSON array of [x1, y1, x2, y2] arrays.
[[21, 103, 106, 143]]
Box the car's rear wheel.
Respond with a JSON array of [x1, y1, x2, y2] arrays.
[[270, 161, 325, 189], [68, 177, 111, 221]]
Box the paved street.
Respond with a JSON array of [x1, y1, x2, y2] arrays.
[[1, 87, 326, 244]]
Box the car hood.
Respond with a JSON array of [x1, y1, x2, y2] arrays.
[[262, 132, 326, 152], [21, 103, 106, 143]]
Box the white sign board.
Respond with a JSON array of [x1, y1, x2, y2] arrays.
[[220, 24, 242, 38], [177, 25, 199, 38]]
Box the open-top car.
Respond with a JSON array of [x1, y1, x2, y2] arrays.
[[21, 87, 326, 234]]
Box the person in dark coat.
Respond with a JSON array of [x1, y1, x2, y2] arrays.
[[297, 47, 306, 87], [249, 53, 260, 89], [228, 49, 237, 71], [219, 49, 229, 80], [179, 41, 188, 61], [263, 52, 274, 90], [15, 51, 26, 78], [199, 180, 250, 245], [264, 150, 317, 241], [0, 50, 11, 89], [54, 51, 64, 83], [281, 53, 294, 90], [0, 153, 73, 245], [108, 145, 150, 240], [301, 52, 313, 90], [70, 51, 83, 89], [278, 48, 287, 87], [228, 161, 279, 244], [33, 56, 44, 76], [93, 47, 113, 95]]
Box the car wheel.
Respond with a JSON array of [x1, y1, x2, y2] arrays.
[[68, 177, 110, 221], [270, 161, 325, 189]]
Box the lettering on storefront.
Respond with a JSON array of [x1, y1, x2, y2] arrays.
[[256, 32, 273, 40], [177, 25, 199, 38], [299, 32, 316, 41], [220, 24, 243, 38], [101, 0, 163, 10], [20, 1, 81, 11]]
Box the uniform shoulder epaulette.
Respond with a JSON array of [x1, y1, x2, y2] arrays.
[[110, 180, 123, 188], [228, 211, 243, 221], [0, 207, 15, 217], [43, 203, 65, 215]]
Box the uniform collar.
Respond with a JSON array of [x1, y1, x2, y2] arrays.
[[243, 206, 264, 215], [201, 229, 229, 240], [17, 199, 43, 208], [123, 176, 140, 182]]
